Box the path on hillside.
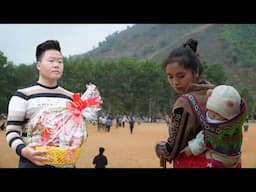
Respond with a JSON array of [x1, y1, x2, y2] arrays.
[[149, 24, 213, 59]]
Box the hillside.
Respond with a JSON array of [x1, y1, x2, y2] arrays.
[[85, 24, 201, 60], [73, 24, 256, 104], [2, 24, 255, 116]]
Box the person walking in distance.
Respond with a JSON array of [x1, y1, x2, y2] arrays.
[[92, 147, 108, 168], [129, 117, 135, 134]]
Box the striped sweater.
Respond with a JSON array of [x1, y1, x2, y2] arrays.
[[6, 82, 73, 156]]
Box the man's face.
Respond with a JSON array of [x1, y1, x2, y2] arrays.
[[36, 50, 64, 83]]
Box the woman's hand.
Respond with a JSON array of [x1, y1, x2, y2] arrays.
[[155, 141, 171, 159]]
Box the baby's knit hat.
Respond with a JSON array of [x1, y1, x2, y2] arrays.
[[206, 85, 241, 119]]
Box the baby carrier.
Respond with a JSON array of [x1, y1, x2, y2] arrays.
[[174, 93, 247, 168]]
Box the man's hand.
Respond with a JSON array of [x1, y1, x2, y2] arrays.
[[21, 143, 52, 166]]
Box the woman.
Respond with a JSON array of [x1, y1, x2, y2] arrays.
[[155, 38, 215, 168]]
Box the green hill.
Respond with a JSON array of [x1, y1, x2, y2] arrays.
[[1, 24, 256, 114], [73, 24, 256, 107]]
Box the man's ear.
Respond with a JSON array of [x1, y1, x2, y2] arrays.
[[36, 61, 40, 70], [206, 89, 213, 97]]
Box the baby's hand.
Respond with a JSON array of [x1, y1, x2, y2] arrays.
[[180, 146, 193, 157]]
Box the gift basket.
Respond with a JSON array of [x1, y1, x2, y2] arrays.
[[26, 83, 102, 166]]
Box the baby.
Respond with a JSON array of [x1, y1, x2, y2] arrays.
[[181, 85, 245, 168]]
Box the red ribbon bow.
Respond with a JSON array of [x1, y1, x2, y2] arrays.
[[66, 93, 101, 125]]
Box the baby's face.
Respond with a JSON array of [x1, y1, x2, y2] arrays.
[[207, 110, 227, 121]]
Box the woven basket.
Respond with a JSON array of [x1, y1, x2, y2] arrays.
[[35, 145, 83, 165]]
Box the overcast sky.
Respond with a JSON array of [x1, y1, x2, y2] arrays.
[[0, 24, 134, 65]]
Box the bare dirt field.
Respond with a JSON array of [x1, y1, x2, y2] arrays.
[[1, 122, 255, 168]]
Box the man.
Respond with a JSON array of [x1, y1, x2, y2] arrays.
[[93, 147, 108, 168], [6, 40, 73, 168]]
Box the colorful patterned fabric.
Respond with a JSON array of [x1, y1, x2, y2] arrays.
[[182, 94, 247, 156], [205, 98, 247, 155]]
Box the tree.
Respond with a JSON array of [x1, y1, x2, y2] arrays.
[[240, 88, 254, 113], [202, 61, 227, 85]]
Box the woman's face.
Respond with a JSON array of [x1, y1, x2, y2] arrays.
[[165, 62, 196, 94]]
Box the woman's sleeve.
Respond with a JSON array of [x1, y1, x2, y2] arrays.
[[165, 97, 198, 161]]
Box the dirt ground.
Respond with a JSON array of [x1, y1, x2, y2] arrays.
[[1, 122, 255, 168]]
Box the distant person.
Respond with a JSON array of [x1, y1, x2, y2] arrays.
[[105, 116, 112, 132], [93, 147, 108, 168], [129, 118, 135, 134], [180, 85, 247, 168], [121, 115, 128, 127], [243, 116, 249, 132], [116, 115, 120, 128], [0, 113, 7, 120], [0, 113, 7, 130], [0, 120, 6, 130]]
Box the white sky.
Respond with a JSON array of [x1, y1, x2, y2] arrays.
[[0, 24, 134, 65]]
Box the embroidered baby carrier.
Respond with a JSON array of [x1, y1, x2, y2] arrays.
[[182, 94, 247, 165]]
